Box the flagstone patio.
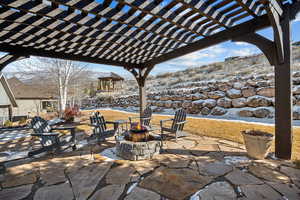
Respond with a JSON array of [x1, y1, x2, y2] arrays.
[[0, 132, 299, 200]]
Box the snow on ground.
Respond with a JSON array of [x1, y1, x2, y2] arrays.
[[99, 147, 122, 161], [84, 107, 300, 127]]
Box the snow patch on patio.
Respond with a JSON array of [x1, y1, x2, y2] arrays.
[[99, 147, 122, 161], [0, 131, 30, 142], [127, 182, 138, 194], [0, 151, 28, 162], [224, 156, 251, 165]]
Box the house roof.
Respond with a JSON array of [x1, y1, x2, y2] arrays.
[[0, 73, 17, 107], [98, 72, 124, 81], [7, 77, 56, 100]]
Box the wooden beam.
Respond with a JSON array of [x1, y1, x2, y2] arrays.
[[0, 43, 139, 68], [0, 53, 28, 71], [265, 2, 285, 64]]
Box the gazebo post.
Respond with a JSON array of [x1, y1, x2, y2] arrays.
[[232, 4, 293, 159]]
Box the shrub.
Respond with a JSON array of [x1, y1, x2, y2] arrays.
[[64, 105, 80, 122], [4, 120, 13, 127], [18, 117, 27, 125], [295, 160, 300, 169]]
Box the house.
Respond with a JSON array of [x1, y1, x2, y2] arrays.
[[0, 73, 17, 123], [7, 77, 58, 117]]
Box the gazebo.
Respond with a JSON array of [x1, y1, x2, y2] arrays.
[[97, 72, 124, 92], [0, 0, 299, 160]]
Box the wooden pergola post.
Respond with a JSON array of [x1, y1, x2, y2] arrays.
[[126, 66, 154, 121], [233, 3, 293, 159], [274, 7, 293, 159]]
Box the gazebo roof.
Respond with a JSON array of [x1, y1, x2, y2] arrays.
[[98, 72, 124, 81], [0, 0, 298, 70]]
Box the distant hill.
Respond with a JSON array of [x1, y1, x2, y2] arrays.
[[119, 45, 300, 95]]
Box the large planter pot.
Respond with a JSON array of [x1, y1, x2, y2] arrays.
[[241, 130, 274, 159]]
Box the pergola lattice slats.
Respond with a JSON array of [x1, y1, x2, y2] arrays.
[[0, 0, 299, 160], [0, 0, 180, 58]]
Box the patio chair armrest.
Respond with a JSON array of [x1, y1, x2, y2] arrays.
[[175, 120, 187, 125], [31, 132, 60, 137], [160, 119, 173, 127], [51, 127, 74, 131], [91, 123, 106, 127], [160, 119, 173, 123], [106, 121, 117, 124]]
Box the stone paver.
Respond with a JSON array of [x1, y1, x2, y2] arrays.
[[89, 184, 125, 200], [225, 169, 263, 185], [2, 164, 38, 188], [106, 164, 139, 184], [153, 153, 191, 168], [267, 182, 300, 200], [67, 161, 113, 200], [280, 166, 300, 187], [198, 161, 233, 177], [240, 184, 283, 200], [130, 160, 160, 175], [139, 166, 212, 200], [0, 184, 32, 200], [125, 187, 161, 200], [248, 164, 290, 183], [34, 183, 73, 200], [191, 181, 237, 200]]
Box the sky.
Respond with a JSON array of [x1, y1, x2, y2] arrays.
[[2, 4, 300, 79]]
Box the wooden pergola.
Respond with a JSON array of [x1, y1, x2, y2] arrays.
[[0, 0, 299, 159]]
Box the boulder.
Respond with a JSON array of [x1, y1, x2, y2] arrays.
[[203, 99, 217, 108], [160, 96, 170, 101], [164, 100, 173, 108], [256, 81, 269, 88], [182, 101, 192, 109], [246, 96, 272, 107], [232, 98, 247, 108], [247, 80, 258, 87], [293, 77, 300, 85], [226, 89, 242, 98], [257, 87, 275, 97], [191, 93, 207, 100], [218, 83, 232, 92], [201, 107, 211, 115], [293, 106, 300, 120], [192, 100, 205, 109], [238, 109, 254, 117], [241, 87, 256, 97], [217, 98, 232, 108], [293, 71, 300, 77], [253, 108, 271, 118], [233, 82, 244, 89], [211, 107, 227, 115], [293, 85, 300, 95], [207, 91, 225, 99]]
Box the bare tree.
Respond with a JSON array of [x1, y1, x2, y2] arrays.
[[13, 57, 89, 115]]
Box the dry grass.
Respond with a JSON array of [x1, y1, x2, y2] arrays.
[[80, 110, 300, 160]]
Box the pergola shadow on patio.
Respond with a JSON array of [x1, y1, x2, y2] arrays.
[[0, 0, 300, 160]]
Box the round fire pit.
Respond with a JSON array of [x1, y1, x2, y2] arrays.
[[116, 131, 162, 161]]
